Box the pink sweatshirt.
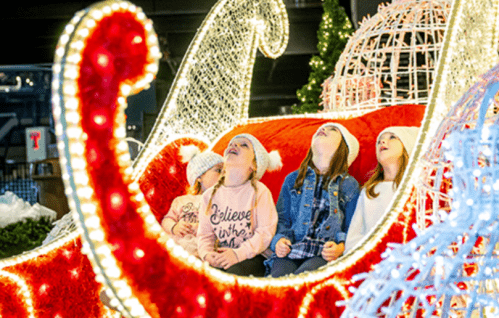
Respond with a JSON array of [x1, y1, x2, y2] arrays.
[[197, 181, 277, 262], [161, 194, 201, 235]]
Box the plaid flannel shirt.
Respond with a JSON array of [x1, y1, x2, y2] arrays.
[[288, 177, 330, 259]]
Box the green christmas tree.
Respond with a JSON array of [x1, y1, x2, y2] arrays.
[[294, 0, 353, 114]]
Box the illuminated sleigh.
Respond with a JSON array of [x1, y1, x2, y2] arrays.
[[1, 0, 497, 317]]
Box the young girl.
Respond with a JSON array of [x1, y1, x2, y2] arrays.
[[344, 126, 419, 252], [269, 123, 360, 277], [161, 145, 223, 257], [197, 134, 281, 277]]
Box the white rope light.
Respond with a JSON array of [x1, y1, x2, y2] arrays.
[[51, 1, 161, 317], [132, 0, 289, 180], [322, 0, 452, 112]]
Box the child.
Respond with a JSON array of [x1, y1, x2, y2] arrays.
[[161, 145, 223, 257], [344, 126, 419, 252], [197, 134, 281, 277], [269, 123, 360, 277]]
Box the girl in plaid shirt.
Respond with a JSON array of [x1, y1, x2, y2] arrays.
[[268, 123, 360, 277]]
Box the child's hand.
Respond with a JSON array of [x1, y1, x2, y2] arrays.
[[322, 241, 344, 262], [204, 252, 221, 268], [172, 220, 194, 237], [275, 238, 292, 258], [214, 248, 239, 270], [191, 223, 199, 235]]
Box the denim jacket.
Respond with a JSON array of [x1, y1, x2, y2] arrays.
[[269, 167, 360, 252]]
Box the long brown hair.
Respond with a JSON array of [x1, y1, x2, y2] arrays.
[[293, 138, 349, 191], [364, 148, 409, 199]]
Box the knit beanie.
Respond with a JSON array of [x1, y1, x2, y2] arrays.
[[317, 123, 360, 166], [226, 133, 282, 180], [377, 126, 420, 156], [179, 145, 224, 186]]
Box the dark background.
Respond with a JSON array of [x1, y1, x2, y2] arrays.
[[0, 0, 387, 162]]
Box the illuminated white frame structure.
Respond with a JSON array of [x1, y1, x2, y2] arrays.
[[0, 0, 499, 317]]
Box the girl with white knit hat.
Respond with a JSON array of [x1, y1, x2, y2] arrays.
[[345, 126, 420, 252], [161, 145, 223, 257], [197, 133, 282, 277], [268, 123, 360, 277]]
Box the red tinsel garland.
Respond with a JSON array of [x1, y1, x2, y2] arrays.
[[1, 238, 107, 318], [0, 3, 431, 318]]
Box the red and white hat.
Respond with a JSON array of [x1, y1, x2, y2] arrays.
[[226, 134, 282, 180]]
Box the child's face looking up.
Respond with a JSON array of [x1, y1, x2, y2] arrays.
[[311, 125, 342, 156], [224, 137, 256, 172], [199, 163, 223, 191], [376, 132, 404, 166]]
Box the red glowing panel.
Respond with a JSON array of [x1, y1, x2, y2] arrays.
[[30, 131, 41, 150]]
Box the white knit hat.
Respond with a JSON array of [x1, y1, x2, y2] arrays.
[[377, 126, 420, 155], [179, 145, 224, 186], [226, 133, 282, 180], [317, 123, 360, 166]]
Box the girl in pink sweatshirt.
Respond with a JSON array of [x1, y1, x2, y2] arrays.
[[197, 134, 281, 277], [161, 145, 223, 257]]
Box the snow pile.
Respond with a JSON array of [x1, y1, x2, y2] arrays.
[[0, 191, 56, 228]]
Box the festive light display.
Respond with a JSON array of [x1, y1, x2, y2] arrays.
[[51, 1, 162, 317], [132, 0, 289, 180], [0, 229, 115, 318], [322, 0, 452, 112], [415, 0, 499, 229], [2, 0, 499, 317], [341, 63, 499, 318], [294, 0, 353, 114]]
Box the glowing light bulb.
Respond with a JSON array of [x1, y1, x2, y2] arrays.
[[133, 248, 145, 260], [197, 293, 207, 308], [96, 53, 110, 68], [132, 35, 143, 44], [223, 291, 233, 303], [39, 284, 49, 295], [109, 191, 125, 212], [70, 268, 80, 279], [92, 112, 108, 128]]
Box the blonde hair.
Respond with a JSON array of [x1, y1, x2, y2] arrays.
[[364, 148, 409, 199], [188, 179, 203, 195], [294, 138, 349, 191], [204, 160, 259, 231]]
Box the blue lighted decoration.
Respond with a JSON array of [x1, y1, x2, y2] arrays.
[[340, 64, 499, 318]]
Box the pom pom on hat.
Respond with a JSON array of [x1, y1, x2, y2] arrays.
[[267, 150, 283, 172], [377, 126, 420, 156], [227, 134, 282, 180], [179, 145, 201, 164], [179, 145, 224, 186], [318, 123, 360, 166]]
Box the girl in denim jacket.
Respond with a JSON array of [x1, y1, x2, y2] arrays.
[[268, 123, 360, 277]]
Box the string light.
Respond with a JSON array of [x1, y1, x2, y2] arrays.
[[50, 1, 161, 317], [323, 0, 452, 112], [3, 0, 499, 317], [132, 0, 289, 180]]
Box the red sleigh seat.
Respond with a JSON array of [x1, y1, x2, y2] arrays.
[[139, 104, 426, 222]]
